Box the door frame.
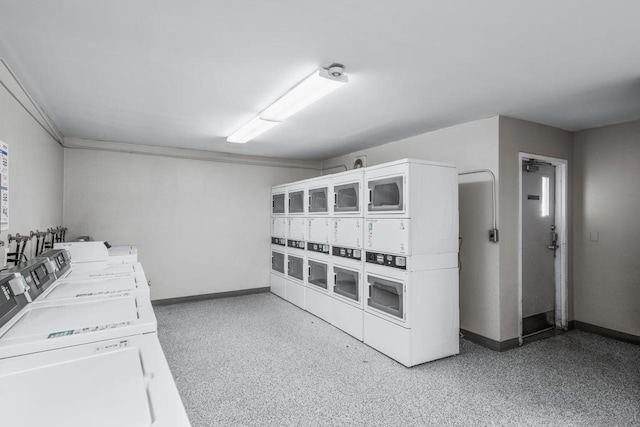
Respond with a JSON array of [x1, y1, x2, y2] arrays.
[[517, 152, 569, 344]]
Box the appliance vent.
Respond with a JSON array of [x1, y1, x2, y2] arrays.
[[353, 156, 366, 169]]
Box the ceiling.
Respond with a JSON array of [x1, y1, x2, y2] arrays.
[[1, 1, 639, 160]]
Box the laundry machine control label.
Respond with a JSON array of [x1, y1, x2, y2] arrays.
[[271, 237, 286, 246], [47, 321, 132, 339], [287, 239, 305, 249], [95, 339, 130, 353], [332, 246, 362, 260], [307, 242, 330, 254], [365, 251, 407, 270]]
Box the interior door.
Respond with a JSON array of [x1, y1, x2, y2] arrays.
[[522, 160, 557, 336]]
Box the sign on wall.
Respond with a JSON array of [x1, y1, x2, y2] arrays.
[[1, 141, 8, 231]]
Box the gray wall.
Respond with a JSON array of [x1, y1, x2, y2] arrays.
[[573, 120, 640, 336], [0, 71, 64, 255], [63, 144, 318, 301], [323, 117, 502, 341], [498, 117, 573, 341]]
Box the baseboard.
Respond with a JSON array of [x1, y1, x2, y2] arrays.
[[572, 321, 640, 345], [460, 329, 520, 352], [152, 287, 270, 306]]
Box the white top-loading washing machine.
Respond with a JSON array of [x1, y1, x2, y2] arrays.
[[0, 332, 190, 426], [34, 275, 150, 305], [0, 276, 189, 426], [61, 260, 148, 283], [55, 241, 138, 265], [107, 244, 138, 263], [32, 249, 150, 304], [0, 290, 156, 358]]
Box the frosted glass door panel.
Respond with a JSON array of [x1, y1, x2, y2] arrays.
[[272, 194, 285, 214], [367, 275, 403, 319], [334, 183, 359, 213], [334, 266, 360, 303], [288, 255, 304, 281], [272, 251, 285, 274], [368, 177, 403, 212], [308, 260, 328, 290], [289, 191, 304, 214], [308, 187, 328, 213]]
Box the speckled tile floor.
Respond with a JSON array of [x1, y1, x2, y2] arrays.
[[155, 293, 640, 427]]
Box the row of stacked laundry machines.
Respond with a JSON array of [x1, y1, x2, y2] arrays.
[[270, 158, 460, 367], [0, 241, 190, 426]]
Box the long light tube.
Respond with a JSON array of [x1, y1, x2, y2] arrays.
[[227, 116, 281, 144], [227, 67, 348, 144], [260, 68, 348, 121]]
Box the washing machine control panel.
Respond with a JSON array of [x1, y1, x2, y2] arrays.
[[307, 242, 330, 254], [287, 239, 305, 249], [332, 246, 362, 261], [271, 237, 286, 246], [365, 251, 407, 270]]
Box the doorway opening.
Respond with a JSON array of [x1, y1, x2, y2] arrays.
[[518, 153, 568, 344]]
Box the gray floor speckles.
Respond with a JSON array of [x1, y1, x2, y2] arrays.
[[155, 293, 640, 427]]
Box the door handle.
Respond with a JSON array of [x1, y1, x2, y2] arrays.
[[547, 230, 559, 256]]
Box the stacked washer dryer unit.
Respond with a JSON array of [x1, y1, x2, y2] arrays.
[[305, 176, 332, 322], [363, 159, 459, 367], [285, 180, 307, 309], [270, 184, 287, 299], [330, 169, 366, 340]]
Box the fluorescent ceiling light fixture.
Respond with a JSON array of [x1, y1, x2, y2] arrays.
[[227, 116, 281, 144], [260, 68, 348, 121], [226, 65, 348, 143]]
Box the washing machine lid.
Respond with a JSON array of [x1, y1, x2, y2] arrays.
[[0, 294, 156, 358], [62, 262, 145, 281], [35, 276, 149, 304], [0, 333, 190, 427]]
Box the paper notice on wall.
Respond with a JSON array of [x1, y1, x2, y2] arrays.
[[1, 141, 8, 231]]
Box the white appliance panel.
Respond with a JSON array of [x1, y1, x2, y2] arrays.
[[330, 297, 363, 341], [307, 217, 330, 244], [285, 279, 305, 309], [270, 273, 286, 299], [365, 218, 410, 255], [333, 217, 364, 249], [305, 287, 331, 322], [288, 217, 306, 241], [271, 217, 287, 239]]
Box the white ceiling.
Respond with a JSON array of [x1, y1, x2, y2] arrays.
[[1, 1, 639, 160]]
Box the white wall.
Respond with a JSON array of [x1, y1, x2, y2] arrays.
[[573, 120, 640, 336], [323, 117, 502, 341], [0, 70, 64, 256], [498, 117, 573, 341], [63, 144, 319, 301]]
